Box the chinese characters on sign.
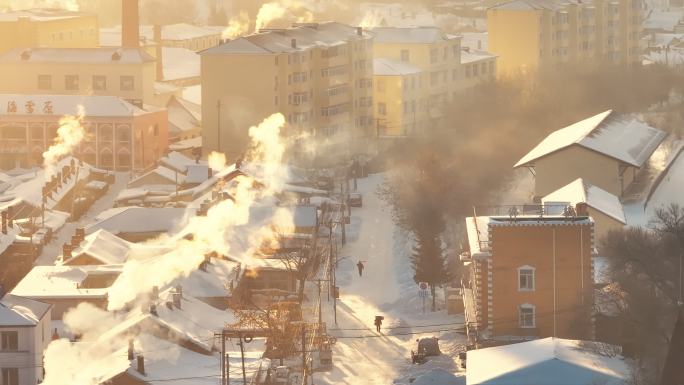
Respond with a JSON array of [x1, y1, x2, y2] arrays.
[[6, 100, 54, 114]]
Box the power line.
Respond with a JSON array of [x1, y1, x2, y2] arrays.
[[329, 320, 465, 331], [330, 327, 465, 339]]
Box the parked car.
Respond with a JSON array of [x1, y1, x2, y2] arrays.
[[417, 337, 441, 356], [349, 193, 362, 207]]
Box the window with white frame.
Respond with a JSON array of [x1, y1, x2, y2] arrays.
[[518, 265, 535, 291], [519, 304, 535, 328]]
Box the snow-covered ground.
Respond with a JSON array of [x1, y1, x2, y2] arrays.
[[35, 172, 130, 266], [316, 174, 465, 385]]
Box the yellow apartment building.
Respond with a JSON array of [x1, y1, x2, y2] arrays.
[[488, 0, 642, 75], [200, 22, 374, 162], [0, 47, 157, 108], [371, 27, 462, 122], [0, 8, 99, 53], [459, 47, 498, 89], [373, 58, 427, 136]]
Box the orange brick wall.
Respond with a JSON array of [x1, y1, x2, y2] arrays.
[[487, 221, 594, 339]]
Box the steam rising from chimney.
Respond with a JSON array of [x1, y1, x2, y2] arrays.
[[42, 105, 85, 179]]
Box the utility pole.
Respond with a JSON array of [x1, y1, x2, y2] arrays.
[[221, 333, 225, 385], [301, 325, 307, 383], [216, 330, 249, 385], [238, 333, 247, 385], [217, 100, 222, 154]]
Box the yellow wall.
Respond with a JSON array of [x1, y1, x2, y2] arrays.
[[373, 71, 427, 136], [488, 9, 542, 75], [0, 61, 155, 106], [533, 146, 621, 198], [0, 14, 99, 53]]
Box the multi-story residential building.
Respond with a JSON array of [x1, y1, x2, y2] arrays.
[[514, 110, 667, 200], [0, 47, 156, 108], [0, 8, 99, 53], [371, 27, 462, 123], [373, 58, 427, 136], [0, 94, 168, 171], [0, 294, 52, 385], [200, 22, 374, 161], [463, 210, 595, 343], [488, 0, 642, 75], [459, 47, 498, 90]]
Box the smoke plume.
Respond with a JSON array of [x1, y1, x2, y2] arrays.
[[222, 10, 250, 39], [42, 105, 86, 179]]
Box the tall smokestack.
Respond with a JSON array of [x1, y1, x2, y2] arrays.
[[154, 25, 163, 81], [122, 0, 140, 48]]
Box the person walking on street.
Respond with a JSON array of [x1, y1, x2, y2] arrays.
[[374, 315, 384, 333], [357, 261, 365, 277]]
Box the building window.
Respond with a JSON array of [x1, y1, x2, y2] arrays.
[[65, 75, 79, 90], [430, 49, 438, 64], [38, 75, 52, 90], [1, 368, 19, 385], [400, 49, 410, 62], [518, 266, 535, 291], [93, 75, 107, 91], [120, 76, 135, 91], [519, 304, 535, 328], [0, 331, 18, 351], [378, 103, 386, 116]]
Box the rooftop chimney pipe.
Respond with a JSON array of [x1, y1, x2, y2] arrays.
[[172, 292, 181, 309], [137, 355, 145, 375], [154, 25, 163, 81], [128, 339, 134, 360], [122, 0, 140, 48], [291, 38, 297, 48], [356, 27, 363, 36]]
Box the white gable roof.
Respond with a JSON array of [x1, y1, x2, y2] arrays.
[[515, 110, 667, 168], [542, 178, 626, 224], [0, 294, 51, 326], [467, 338, 629, 385]]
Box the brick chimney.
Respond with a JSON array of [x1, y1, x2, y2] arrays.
[[128, 339, 135, 360], [122, 0, 140, 48], [137, 355, 146, 375], [154, 25, 164, 81], [62, 243, 72, 259]]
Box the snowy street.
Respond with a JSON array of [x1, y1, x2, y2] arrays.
[[316, 174, 466, 385]]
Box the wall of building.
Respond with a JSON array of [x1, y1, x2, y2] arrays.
[[488, 8, 542, 75], [0, 307, 51, 385], [0, 14, 99, 53], [373, 72, 427, 136], [488, 221, 594, 339], [588, 207, 624, 242], [201, 53, 278, 162], [0, 61, 155, 106], [488, 0, 642, 76], [533, 145, 621, 198]]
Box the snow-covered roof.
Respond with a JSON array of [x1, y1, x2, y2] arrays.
[[0, 47, 155, 64], [202, 22, 370, 56], [101, 288, 232, 353], [515, 110, 667, 168], [373, 57, 422, 76], [0, 94, 148, 117], [64, 229, 133, 265], [0, 294, 51, 326], [0, 8, 94, 22], [129, 166, 183, 187], [86, 207, 190, 236], [162, 47, 200, 81], [182, 85, 201, 106], [467, 338, 629, 385], [185, 164, 210, 185], [542, 178, 626, 224], [293, 205, 318, 228], [465, 216, 491, 259], [12, 265, 122, 299], [167, 96, 201, 136], [489, 0, 571, 11], [175, 258, 240, 298], [461, 48, 497, 64], [160, 151, 205, 173], [169, 136, 202, 152], [100, 23, 221, 45], [371, 26, 454, 44], [643, 10, 683, 32]]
